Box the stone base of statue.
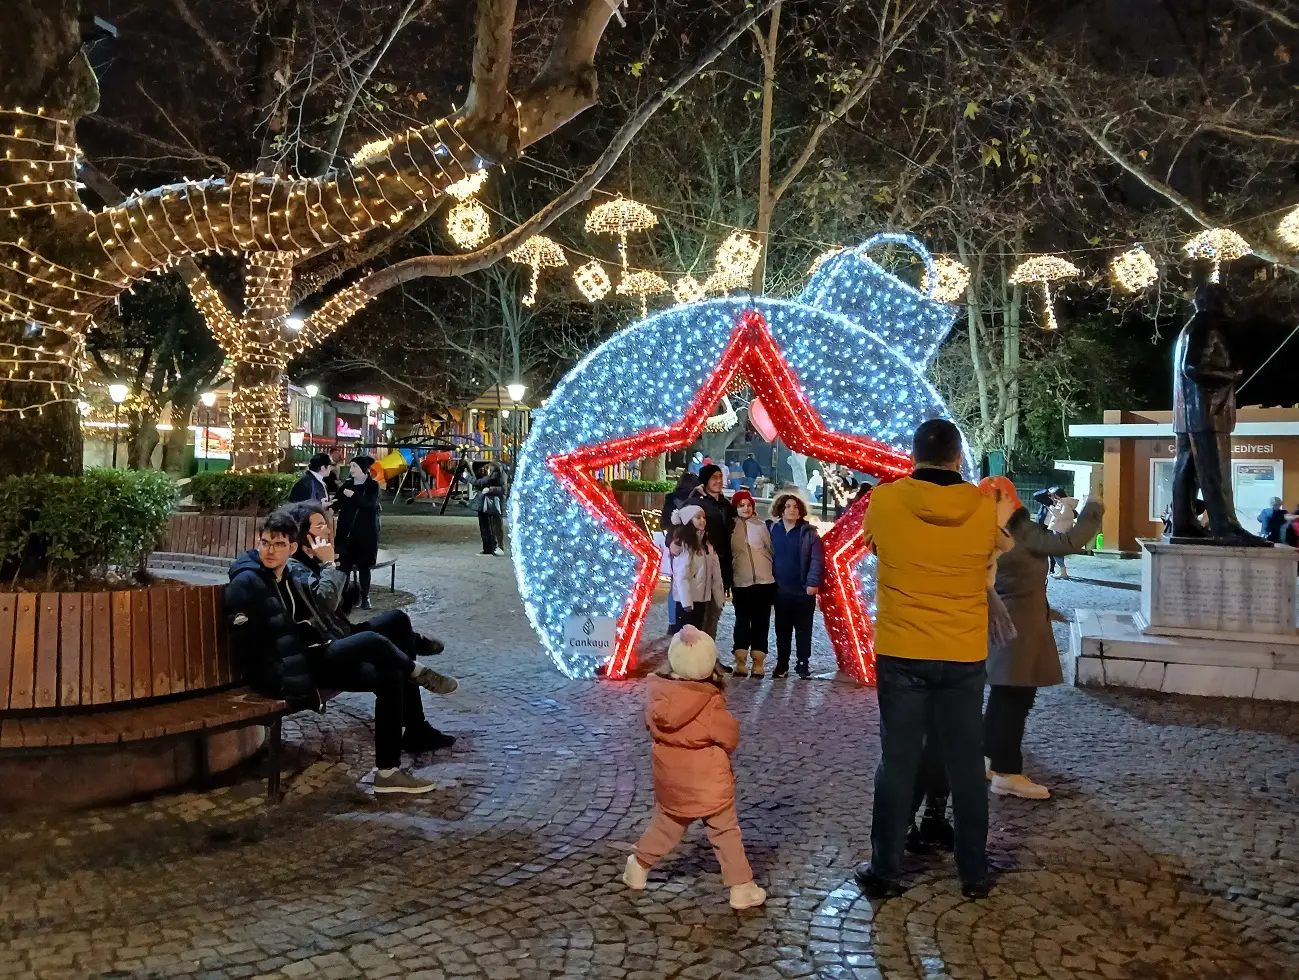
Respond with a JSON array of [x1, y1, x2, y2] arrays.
[[1069, 540, 1299, 701]]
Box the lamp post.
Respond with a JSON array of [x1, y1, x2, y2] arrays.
[[303, 384, 319, 453], [108, 383, 128, 467], [199, 390, 217, 471], [506, 382, 526, 476]]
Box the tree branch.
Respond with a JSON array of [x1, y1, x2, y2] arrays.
[[356, 0, 779, 295], [1237, 0, 1299, 30], [462, 0, 519, 131], [170, 0, 239, 77]]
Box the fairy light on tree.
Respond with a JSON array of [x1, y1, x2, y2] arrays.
[[507, 235, 568, 306], [1277, 206, 1299, 252], [1110, 245, 1159, 293], [1008, 255, 1081, 331], [584, 196, 657, 272], [616, 269, 670, 317], [1182, 228, 1251, 283], [573, 259, 612, 302]]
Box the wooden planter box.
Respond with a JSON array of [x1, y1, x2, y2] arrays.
[[162, 513, 259, 559], [0, 583, 228, 712]]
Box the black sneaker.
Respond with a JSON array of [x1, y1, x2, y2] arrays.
[[771, 667, 789, 679], [905, 824, 932, 855], [795, 664, 811, 679], [415, 634, 445, 657], [961, 878, 993, 900], [402, 722, 456, 754], [918, 815, 955, 851], [853, 864, 905, 900]]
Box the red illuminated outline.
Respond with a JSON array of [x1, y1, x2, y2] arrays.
[[547, 308, 911, 681]]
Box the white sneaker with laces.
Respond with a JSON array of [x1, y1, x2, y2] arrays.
[[729, 881, 767, 909], [623, 854, 648, 890], [990, 772, 1050, 800]]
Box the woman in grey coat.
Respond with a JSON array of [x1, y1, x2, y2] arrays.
[[986, 490, 1103, 800]]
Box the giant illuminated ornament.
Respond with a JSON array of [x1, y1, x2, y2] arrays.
[[510, 234, 966, 683]]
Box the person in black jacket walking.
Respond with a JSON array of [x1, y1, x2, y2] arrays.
[[225, 510, 455, 794], [471, 460, 507, 556], [336, 455, 381, 608], [289, 453, 335, 507]]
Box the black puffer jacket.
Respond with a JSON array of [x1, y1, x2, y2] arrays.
[[224, 550, 321, 708]]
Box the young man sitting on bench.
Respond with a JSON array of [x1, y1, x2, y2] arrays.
[[289, 501, 456, 755], [225, 510, 454, 795]]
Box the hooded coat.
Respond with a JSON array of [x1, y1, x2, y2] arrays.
[[863, 470, 1005, 662], [644, 673, 739, 819], [336, 469, 381, 568], [989, 502, 1103, 686], [223, 550, 320, 706]]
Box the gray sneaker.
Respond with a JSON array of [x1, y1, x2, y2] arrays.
[[412, 664, 459, 695], [373, 769, 436, 795]]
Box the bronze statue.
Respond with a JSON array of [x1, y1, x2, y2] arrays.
[[1169, 284, 1269, 545]]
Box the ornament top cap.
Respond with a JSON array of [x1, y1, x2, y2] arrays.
[[799, 232, 956, 370]]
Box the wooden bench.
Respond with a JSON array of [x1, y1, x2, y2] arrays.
[[0, 582, 301, 804]]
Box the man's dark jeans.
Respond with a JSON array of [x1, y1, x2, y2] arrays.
[[870, 655, 988, 885]]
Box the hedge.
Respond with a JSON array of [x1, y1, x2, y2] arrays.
[[187, 472, 296, 513], [610, 479, 676, 494], [0, 469, 177, 588]]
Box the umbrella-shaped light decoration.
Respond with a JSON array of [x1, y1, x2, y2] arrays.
[[920, 256, 971, 304], [673, 275, 707, 304], [585, 196, 658, 271], [1276, 206, 1299, 252], [616, 269, 671, 318], [703, 230, 763, 294], [1182, 228, 1251, 283], [808, 246, 845, 277], [1110, 245, 1159, 293], [1008, 255, 1081, 331], [573, 259, 613, 302], [447, 199, 491, 249], [508, 235, 568, 306]]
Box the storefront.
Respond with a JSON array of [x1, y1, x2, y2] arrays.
[[1069, 407, 1299, 554]]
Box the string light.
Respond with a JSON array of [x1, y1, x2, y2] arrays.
[[808, 246, 845, 277], [447, 198, 491, 249], [615, 269, 670, 318], [573, 259, 612, 302], [507, 235, 568, 306], [672, 275, 706, 304], [584, 196, 657, 271], [920, 255, 971, 304], [445, 170, 489, 200], [703, 394, 738, 433], [1110, 245, 1159, 293], [1277, 206, 1299, 252], [1008, 255, 1081, 331], [1183, 228, 1251, 283], [703, 230, 762, 294], [510, 234, 963, 682]]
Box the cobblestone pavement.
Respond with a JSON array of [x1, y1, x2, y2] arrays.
[[2, 517, 1297, 980]]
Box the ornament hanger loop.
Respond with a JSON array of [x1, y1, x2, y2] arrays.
[[853, 232, 938, 299]]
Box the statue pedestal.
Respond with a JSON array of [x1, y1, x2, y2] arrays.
[[1070, 541, 1299, 701]]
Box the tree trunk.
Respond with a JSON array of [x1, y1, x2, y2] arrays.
[[957, 239, 991, 450], [163, 397, 197, 477], [127, 417, 161, 469], [750, 1, 782, 293], [639, 454, 666, 482], [1001, 259, 1023, 459], [231, 359, 287, 471]]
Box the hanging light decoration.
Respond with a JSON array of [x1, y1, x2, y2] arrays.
[[447, 199, 491, 249], [1182, 228, 1251, 283], [673, 275, 706, 304], [1276, 206, 1299, 252], [584, 196, 658, 271], [1110, 245, 1159, 293], [1008, 255, 1081, 331], [703, 395, 738, 433], [507, 235, 568, 306], [808, 246, 845, 277], [704, 230, 763, 294], [445, 169, 489, 201], [919, 255, 971, 304], [573, 259, 612, 302], [616, 270, 671, 318]]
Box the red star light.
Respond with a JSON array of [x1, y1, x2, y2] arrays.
[[547, 308, 911, 681]]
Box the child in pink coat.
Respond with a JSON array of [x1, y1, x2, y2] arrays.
[[621, 626, 766, 909]]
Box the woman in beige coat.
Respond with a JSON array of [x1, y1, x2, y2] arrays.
[[728, 489, 774, 677], [987, 489, 1103, 800]]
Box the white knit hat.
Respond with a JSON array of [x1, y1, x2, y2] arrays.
[[668, 626, 717, 680], [672, 504, 704, 527]]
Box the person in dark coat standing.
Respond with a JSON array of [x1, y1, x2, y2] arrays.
[[1258, 497, 1288, 542], [471, 460, 507, 556], [686, 464, 736, 592], [289, 453, 335, 507], [336, 455, 381, 609], [768, 492, 824, 679], [984, 484, 1103, 800], [663, 472, 700, 529], [741, 453, 761, 490]]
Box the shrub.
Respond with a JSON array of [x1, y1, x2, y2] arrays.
[[0, 469, 177, 589], [187, 472, 296, 513], [610, 479, 676, 494]]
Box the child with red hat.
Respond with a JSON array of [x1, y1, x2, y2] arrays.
[[728, 489, 775, 677]]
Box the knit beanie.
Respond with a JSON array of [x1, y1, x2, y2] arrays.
[[731, 489, 756, 512], [668, 626, 717, 680], [672, 504, 704, 527]]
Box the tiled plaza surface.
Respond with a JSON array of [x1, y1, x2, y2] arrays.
[[1, 516, 1297, 980]]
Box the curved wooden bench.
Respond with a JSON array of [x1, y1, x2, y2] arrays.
[[0, 583, 296, 808]]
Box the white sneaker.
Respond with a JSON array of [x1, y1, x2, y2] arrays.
[[729, 881, 767, 909], [372, 768, 436, 794], [990, 773, 1050, 799], [623, 854, 648, 890], [494, 548, 505, 557]]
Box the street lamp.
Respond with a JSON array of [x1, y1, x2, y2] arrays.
[[304, 383, 319, 399], [108, 383, 129, 467], [506, 382, 526, 476], [199, 390, 216, 471], [506, 382, 527, 403]]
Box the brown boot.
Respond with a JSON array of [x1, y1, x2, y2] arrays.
[[750, 651, 766, 678], [733, 649, 749, 678]]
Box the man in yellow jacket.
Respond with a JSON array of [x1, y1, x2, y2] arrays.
[[855, 418, 1005, 900]]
